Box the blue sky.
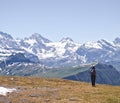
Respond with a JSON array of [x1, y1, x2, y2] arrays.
[[0, 0, 120, 43]]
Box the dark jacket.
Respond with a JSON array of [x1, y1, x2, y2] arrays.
[[90, 67, 96, 76]]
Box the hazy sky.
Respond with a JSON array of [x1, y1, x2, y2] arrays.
[[0, 0, 120, 43]]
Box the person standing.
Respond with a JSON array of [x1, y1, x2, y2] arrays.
[[90, 66, 96, 87]]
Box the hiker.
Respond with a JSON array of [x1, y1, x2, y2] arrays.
[[90, 66, 96, 87]]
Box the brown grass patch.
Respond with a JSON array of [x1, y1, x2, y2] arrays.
[[0, 76, 120, 103]]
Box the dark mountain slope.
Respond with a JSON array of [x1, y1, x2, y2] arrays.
[[64, 63, 120, 85]]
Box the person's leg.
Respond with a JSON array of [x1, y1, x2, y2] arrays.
[[93, 75, 96, 86], [91, 75, 94, 86]]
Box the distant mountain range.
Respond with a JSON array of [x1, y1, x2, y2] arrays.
[[0, 31, 120, 68], [0, 31, 120, 85]]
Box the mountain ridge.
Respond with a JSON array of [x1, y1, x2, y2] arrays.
[[0, 31, 120, 85], [0, 31, 120, 69]]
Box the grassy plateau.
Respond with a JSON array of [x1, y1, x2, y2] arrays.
[[0, 76, 120, 103]]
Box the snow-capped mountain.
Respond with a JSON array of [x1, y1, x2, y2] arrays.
[[16, 34, 81, 66], [0, 32, 24, 60], [0, 31, 120, 85], [76, 39, 118, 63], [1, 31, 120, 68]]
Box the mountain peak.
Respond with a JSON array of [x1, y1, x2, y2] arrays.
[[113, 37, 120, 44], [0, 31, 13, 39], [31, 33, 42, 38], [60, 37, 73, 43], [29, 33, 51, 43]]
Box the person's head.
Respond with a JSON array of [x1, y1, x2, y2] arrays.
[[92, 66, 95, 69]]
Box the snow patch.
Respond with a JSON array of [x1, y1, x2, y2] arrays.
[[25, 39, 37, 46], [0, 87, 16, 96], [84, 42, 102, 49]]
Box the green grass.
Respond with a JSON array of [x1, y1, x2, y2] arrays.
[[38, 66, 90, 78]]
